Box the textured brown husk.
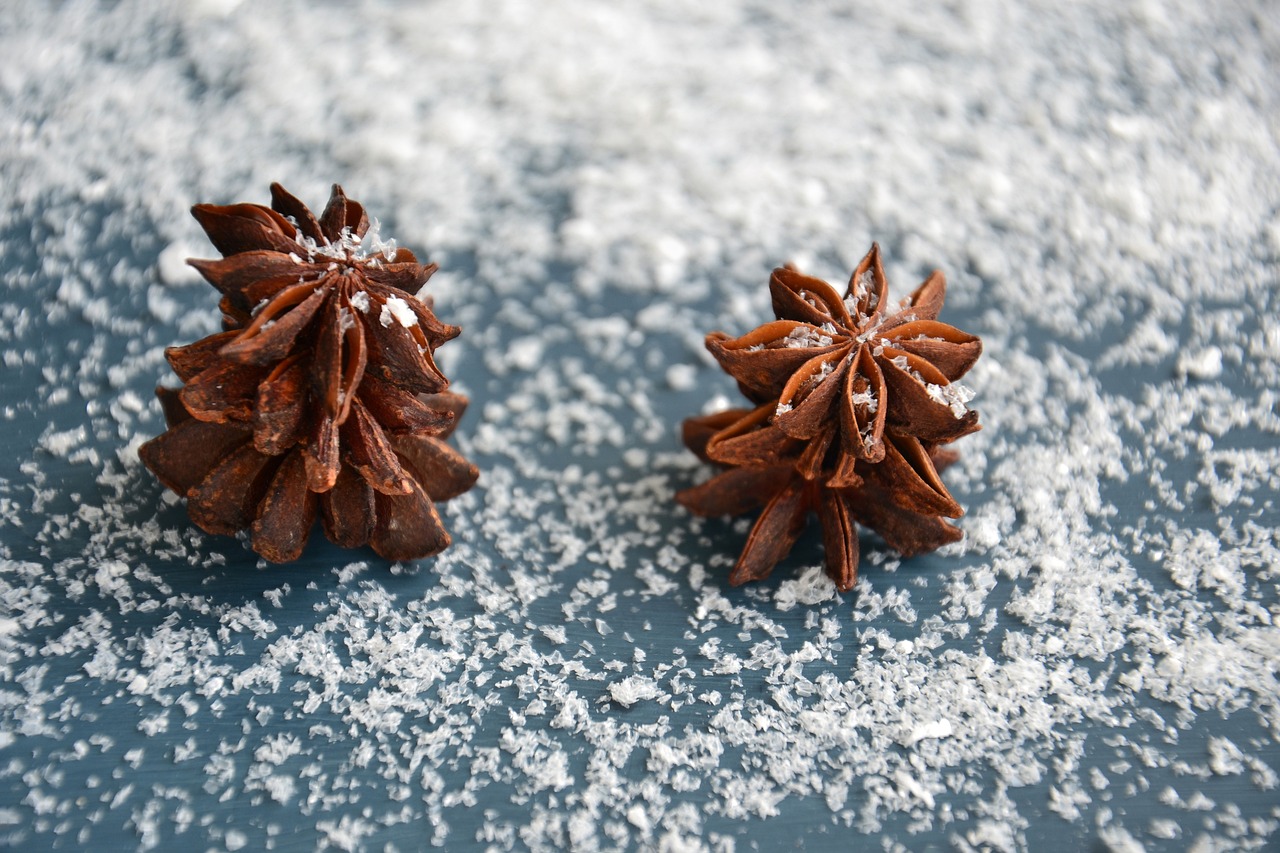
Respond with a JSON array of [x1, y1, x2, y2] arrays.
[[140, 183, 478, 563], [677, 244, 982, 592]]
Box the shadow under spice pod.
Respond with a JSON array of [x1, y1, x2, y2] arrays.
[[140, 183, 478, 563], [677, 243, 982, 591]]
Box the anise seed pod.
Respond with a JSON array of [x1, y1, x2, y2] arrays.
[[677, 244, 981, 591], [140, 184, 478, 562]]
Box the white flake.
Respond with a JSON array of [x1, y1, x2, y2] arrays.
[[379, 295, 418, 329], [348, 290, 371, 313], [665, 363, 697, 390], [608, 676, 660, 708], [1177, 346, 1223, 380], [783, 323, 836, 349], [926, 381, 975, 417], [903, 718, 953, 747]]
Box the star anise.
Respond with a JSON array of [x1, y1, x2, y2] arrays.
[[676, 245, 982, 590], [139, 183, 478, 562]]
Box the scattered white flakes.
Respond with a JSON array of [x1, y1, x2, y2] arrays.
[[156, 241, 201, 286], [1177, 345, 1224, 380], [903, 718, 953, 747], [665, 363, 697, 390], [263, 775, 296, 804], [379, 295, 417, 329], [316, 815, 379, 852], [146, 284, 182, 323], [626, 804, 651, 834], [506, 335, 545, 372], [1098, 316, 1179, 368], [348, 290, 371, 313], [773, 565, 837, 611], [894, 769, 936, 809], [926, 381, 975, 417], [337, 305, 356, 332], [1049, 782, 1093, 821], [0, 3, 1276, 852], [783, 323, 835, 349], [38, 425, 87, 457], [636, 562, 678, 597], [1206, 737, 1246, 776], [849, 386, 878, 413], [608, 676, 660, 707], [700, 394, 732, 415], [296, 219, 398, 267], [1097, 820, 1147, 853]]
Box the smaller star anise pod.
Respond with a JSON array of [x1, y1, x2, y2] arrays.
[[704, 244, 981, 467], [676, 245, 982, 590], [140, 183, 478, 562]]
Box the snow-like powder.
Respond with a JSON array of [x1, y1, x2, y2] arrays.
[[0, 1, 1276, 850]]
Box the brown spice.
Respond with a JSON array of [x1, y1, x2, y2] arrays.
[[140, 184, 477, 562], [677, 244, 982, 591]]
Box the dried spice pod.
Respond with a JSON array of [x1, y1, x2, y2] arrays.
[[140, 184, 478, 562], [677, 245, 981, 591]]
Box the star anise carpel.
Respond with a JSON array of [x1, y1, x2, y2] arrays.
[[140, 183, 478, 563], [677, 244, 982, 592]]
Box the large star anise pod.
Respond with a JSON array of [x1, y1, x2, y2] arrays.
[[139, 183, 478, 562], [677, 245, 982, 591]]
